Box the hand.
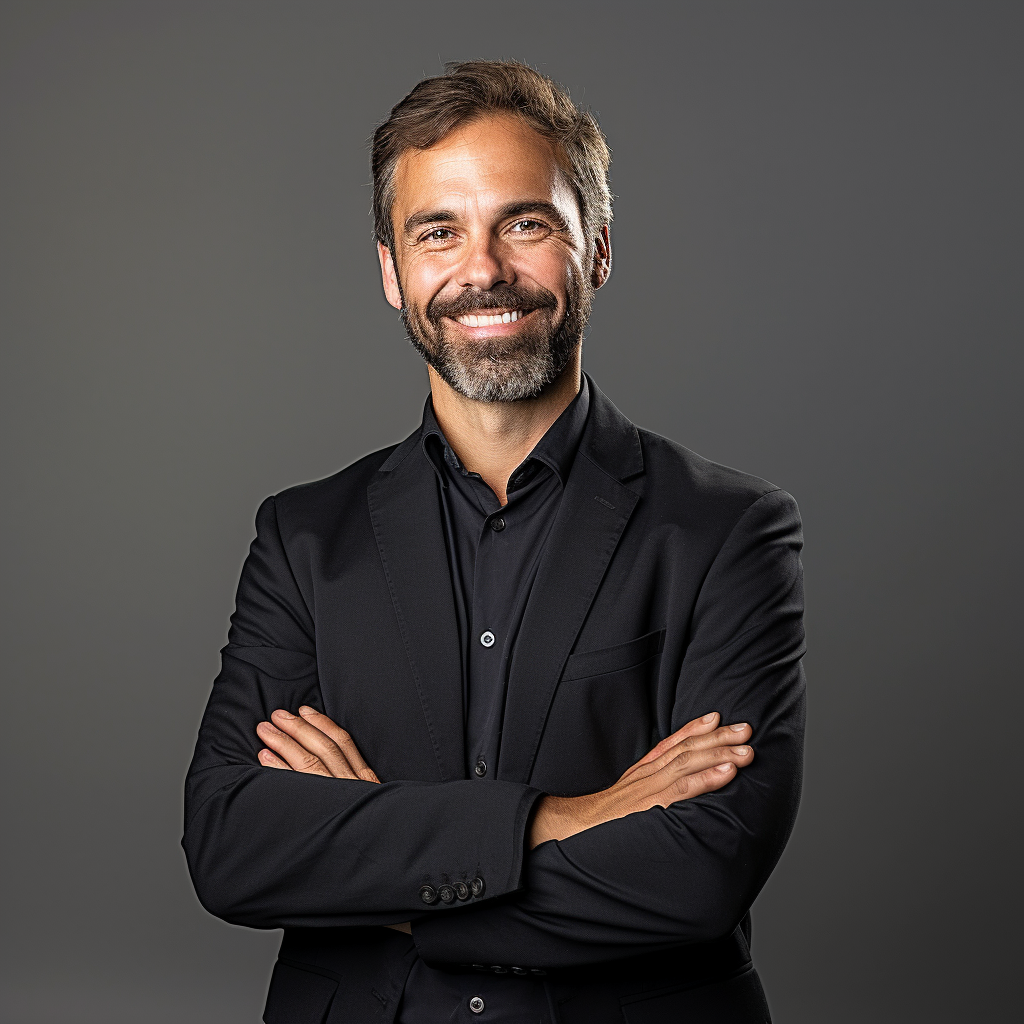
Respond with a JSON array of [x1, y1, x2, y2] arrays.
[[256, 706, 380, 782], [528, 712, 753, 848]]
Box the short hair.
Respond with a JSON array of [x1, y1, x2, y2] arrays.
[[371, 60, 612, 253]]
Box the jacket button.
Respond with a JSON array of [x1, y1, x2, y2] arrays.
[[511, 967, 527, 975], [491, 965, 508, 974], [490, 517, 505, 532], [454, 881, 470, 901], [474, 759, 487, 777], [419, 885, 437, 904], [437, 884, 456, 904], [530, 968, 547, 976], [470, 876, 485, 897], [469, 996, 485, 1014]]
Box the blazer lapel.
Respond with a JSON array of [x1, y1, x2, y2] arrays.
[[498, 380, 645, 784], [367, 432, 466, 781]]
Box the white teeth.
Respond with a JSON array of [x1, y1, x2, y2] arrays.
[[455, 310, 524, 327]]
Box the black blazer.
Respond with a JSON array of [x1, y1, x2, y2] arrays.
[[183, 378, 806, 1024]]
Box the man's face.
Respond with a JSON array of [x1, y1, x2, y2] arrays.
[[378, 113, 609, 402]]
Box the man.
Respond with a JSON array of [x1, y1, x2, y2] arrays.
[[183, 60, 805, 1024]]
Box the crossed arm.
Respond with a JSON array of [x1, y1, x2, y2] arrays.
[[256, 707, 755, 849], [255, 705, 755, 935], [183, 488, 804, 966]]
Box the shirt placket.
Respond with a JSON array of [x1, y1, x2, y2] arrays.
[[467, 499, 507, 780]]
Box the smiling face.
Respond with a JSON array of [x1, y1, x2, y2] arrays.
[[378, 113, 610, 403]]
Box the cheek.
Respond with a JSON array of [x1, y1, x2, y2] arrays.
[[402, 256, 457, 306], [516, 250, 577, 303]]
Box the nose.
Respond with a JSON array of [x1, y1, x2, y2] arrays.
[[455, 234, 514, 292]]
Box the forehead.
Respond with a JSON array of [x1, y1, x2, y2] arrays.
[[392, 113, 578, 225]]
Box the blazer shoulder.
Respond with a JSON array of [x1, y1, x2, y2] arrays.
[[266, 442, 403, 535], [636, 427, 798, 528]]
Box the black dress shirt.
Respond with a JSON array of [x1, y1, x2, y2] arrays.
[[396, 379, 590, 1024]]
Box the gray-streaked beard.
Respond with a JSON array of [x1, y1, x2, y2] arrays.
[[400, 274, 591, 403]]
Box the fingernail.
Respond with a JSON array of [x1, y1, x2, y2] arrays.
[[299, 706, 318, 716], [702, 713, 717, 723], [272, 709, 295, 720], [715, 763, 734, 773], [732, 746, 749, 756], [730, 723, 748, 732]]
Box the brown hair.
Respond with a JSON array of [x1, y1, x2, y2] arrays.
[[371, 60, 612, 253]]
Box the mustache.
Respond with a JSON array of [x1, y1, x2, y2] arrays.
[[426, 284, 558, 322]]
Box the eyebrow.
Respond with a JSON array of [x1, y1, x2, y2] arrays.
[[403, 209, 458, 234], [403, 200, 570, 237]]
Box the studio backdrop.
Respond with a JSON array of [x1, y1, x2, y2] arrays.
[[1, 3, 1020, 1022]]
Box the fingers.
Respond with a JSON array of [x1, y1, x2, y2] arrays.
[[256, 719, 334, 776], [671, 739, 754, 779], [623, 713, 721, 780], [655, 761, 740, 807], [633, 712, 720, 768], [657, 741, 753, 806], [617, 741, 753, 816], [634, 721, 753, 781], [258, 748, 292, 769], [256, 710, 357, 778], [256, 708, 381, 783], [298, 706, 380, 783]]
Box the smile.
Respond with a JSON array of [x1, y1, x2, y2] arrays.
[[453, 309, 527, 327]]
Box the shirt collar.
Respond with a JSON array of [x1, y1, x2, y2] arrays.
[[420, 375, 591, 492]]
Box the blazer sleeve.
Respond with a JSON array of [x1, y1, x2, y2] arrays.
[[411, 488, 806, 968], [182, 495, 541, 929]]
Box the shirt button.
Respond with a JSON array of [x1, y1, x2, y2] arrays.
[[474, 759, 487, 777], [469, 996, 485, 1014], [480, 630, 495, 648], [490, 516, 505, 532]]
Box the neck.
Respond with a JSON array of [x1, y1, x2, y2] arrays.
[[427, 348, 582, 506]]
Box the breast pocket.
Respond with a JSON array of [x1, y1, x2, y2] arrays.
[[562, 628, 666, 682], [534, 629, 667, 795]]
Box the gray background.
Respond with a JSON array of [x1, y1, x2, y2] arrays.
[[1, 2, 1020, 1021]]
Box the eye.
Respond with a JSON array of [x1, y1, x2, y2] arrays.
[[509, 219, 544, 233], [421, 227, 456, 243]]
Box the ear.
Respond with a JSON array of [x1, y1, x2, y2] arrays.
[[590, 225, 612, 289], [377, 242, 404, 310]]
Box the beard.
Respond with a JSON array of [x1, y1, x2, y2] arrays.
[[399, 272, 591, 403]]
